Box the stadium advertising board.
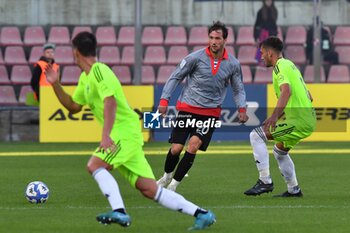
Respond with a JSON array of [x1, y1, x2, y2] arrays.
[[267, 84, 350, 141], [151, 84, 267, 141], [40, 86, 153, 142]]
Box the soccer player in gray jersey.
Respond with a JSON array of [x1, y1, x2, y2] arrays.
[[157, 21, 249, 191]]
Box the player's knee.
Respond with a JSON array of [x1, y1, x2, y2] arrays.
[[86, 159, 112, 174], [171, 144, 184, 155], [187, 143, 200, 153], [273, 145, 288, 160], [86, 162, 95, 174], [187, 137, 202, 153]]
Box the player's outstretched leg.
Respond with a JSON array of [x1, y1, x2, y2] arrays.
[[137, 177, 216, 230]]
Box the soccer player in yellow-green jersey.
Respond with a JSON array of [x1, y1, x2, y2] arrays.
[[244, 36, 316, 197], [72, 62, 143, 144], [45, 31, 215, 230]]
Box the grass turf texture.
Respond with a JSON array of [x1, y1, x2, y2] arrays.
[[0, 141, 349, 233]]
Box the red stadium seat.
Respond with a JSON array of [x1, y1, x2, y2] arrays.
[[164, 26, 187, 45], [327, 65, 350, 83], [0, 85, 18, 105], [11, 65, 32, 85], [28, 46, 43, 64], [335, 46, 350, 64], [142, 26, 164, 45], [225, 46, 235, 57], [157, 65, 176, 84], [48, 26, 70, 45], [54, 46, 74, 65], [98, 46, 120, 65], [226, 26, 235, 45], [141, 65, 156, 84], [24, 26, 46, 46], [143, 46, 166, 65], [60, 65, 81, 85], [254, 67, 273, 83], [71, 26, 93, 40], [4, 46, 27, 65], [333, 26, 350, 46], [284, 45, 306, 65], [303, 65, 326, 83], [167, 46, 188, 65], [96, 26, 117, 45], [237, 45, 257, 65], [192, 46, 206, 52], [0, 65, 10, 84], [111, 65, 132, 84], [0, 26, 23, 46], [118, 26, 135, 45], [236, 26, 255, 46], [188, 26, 208, 46], [241, 65, 253, 83], [0, 49, 4, 65], [120, 46, 134, 65], [285, 26, 307, 45], [18, 85, 35, 105]]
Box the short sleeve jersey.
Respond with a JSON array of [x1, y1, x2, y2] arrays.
[[72, 62, 142, 143], [272, 58, 315, 124]]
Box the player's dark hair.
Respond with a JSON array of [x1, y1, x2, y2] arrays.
[[208, 21, 228, 39], [72, 31, 97, 57], [260, 36, 284, 52]]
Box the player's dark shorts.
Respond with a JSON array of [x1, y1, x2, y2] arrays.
[[168, 111, 219, 151]]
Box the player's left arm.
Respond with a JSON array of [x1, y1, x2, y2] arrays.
[[230, 63, 248, 123], [95, 65, 119, 152], [263, 83, 291, 131], [100, 96, 117, 152]]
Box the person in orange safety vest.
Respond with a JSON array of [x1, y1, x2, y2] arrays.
[[30, 43, 60, 101]]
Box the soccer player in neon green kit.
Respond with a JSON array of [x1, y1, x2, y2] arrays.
[[244, 36, 316, 197], [45, 31, 215, 230]]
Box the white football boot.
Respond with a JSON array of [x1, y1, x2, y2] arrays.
[[156, 172, 173, 187], [166, 179, 180, 192]]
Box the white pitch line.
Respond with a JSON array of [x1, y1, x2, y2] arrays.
[[1, 148, 350, 156], [1, 205, 350, 211]]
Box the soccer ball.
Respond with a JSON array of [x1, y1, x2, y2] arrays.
[[25, 181, 50, 204]]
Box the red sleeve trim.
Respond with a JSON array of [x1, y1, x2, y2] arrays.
[[159, 99, 169, 106], [239, 108, 247, 113]]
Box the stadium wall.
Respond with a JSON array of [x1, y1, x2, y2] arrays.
[[0, 0, 348, 26]]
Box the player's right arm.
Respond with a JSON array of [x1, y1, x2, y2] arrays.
[[45, 64, 82, 114], [158, 55, 197, 115]]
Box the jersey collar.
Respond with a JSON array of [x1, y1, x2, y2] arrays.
[[205, 47, 228, 60]]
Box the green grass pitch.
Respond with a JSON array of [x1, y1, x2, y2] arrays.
[[0, 141, 350, 233]]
